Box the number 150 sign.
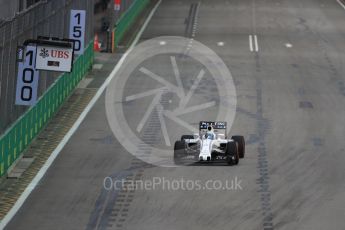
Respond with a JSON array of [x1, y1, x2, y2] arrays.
[[69, 10, 86, 55]]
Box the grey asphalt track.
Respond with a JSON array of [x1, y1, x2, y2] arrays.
[[5, 0, 345, 229]]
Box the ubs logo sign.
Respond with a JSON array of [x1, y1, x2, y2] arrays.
[[39, 48, 71, 59], [39, 48, 49, 58]]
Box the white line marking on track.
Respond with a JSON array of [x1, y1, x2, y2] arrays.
[[285, 43, 293, 48], [254, 35, 259, 52], [217, 41, 225, 46], [0, 0, 162, 229], [249, 35, 254, 52], [337, 0, 345, 10], [249, 35, 259, 52]]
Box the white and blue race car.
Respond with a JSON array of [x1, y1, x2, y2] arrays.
[[174, 121, 245, 165]]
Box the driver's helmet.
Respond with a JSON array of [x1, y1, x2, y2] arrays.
[[205, 126, 215, 140], [205, 132, 215, 140]]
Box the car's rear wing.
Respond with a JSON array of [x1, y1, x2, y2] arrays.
[[199, 121, 227, 138]]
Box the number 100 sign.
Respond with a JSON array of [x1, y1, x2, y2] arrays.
[[69, 10, 86, 55], [15, 46, 39, 106]]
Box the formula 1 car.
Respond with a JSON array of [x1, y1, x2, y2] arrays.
[[174, 121, 245, 165]]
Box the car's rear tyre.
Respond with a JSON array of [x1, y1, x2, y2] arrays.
[[226, 141, 239, 165], [181, 135, 194, 141], [174, 141, 186, 165], [231, 135, 245, 158]]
